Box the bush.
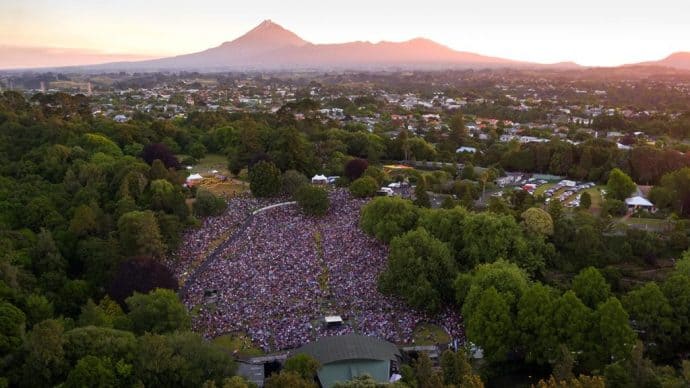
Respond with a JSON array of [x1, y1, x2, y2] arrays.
[[580, 191, 592, 209], [193, 188, 227, 217], [349, 176, 379, 198], [603, 199, 627, 217], [294, 185, 330, 216], [249, 161, 281, 197], [282, 170, 309, 196]]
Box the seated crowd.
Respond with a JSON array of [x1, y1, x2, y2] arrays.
[[180, 189, 465, 352]]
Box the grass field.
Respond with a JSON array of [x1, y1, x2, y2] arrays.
[[584, 186, 604, 215], [187, 154, 249, 197], [412, 323, 451, 346], [213, 333, 264, 357], [192, 153, 229, 173]]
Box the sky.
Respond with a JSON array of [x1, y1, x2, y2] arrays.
[[1, 0, 689, 68]]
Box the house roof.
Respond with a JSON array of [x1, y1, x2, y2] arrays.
[[625, 196, 653, 207], [294, 334, 400, 365]]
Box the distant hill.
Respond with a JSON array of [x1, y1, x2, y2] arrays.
[[71, 20, 579, 72], [631, 52, 690, 70]]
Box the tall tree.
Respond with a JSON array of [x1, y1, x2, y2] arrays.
[[606, 168, 636, 201]]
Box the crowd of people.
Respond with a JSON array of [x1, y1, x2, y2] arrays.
[[181, 189, 465, 352], [169, 194, 281, 281]]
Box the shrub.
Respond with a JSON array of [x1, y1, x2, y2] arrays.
[[349, 176, 378, 198], [282, 170, 309, 196], [194, 188, 227, 217], [249, 161, 281, 197], [294, 185, 330, 216]]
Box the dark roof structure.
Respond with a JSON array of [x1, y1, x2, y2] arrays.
[[293, 334, 401, 365]]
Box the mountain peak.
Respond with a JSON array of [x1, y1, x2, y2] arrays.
[[227, 20, 309, 48]]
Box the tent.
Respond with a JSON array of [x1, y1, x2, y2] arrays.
[[312, 174, 328, 185], [186, 173, 203, 187]]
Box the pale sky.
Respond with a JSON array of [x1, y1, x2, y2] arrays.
[[1, 0, 689, 67]]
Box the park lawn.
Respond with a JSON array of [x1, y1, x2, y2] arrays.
[[198, 178, 248, 197], [194, 153, 230, 173], [412, 323, 451, 346], [584, 186, 603, 215], [213, 333, 264, 357]]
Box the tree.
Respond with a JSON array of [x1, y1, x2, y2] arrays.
[[249, 160, 281, 198], [413, 182, 431, 208], [294, 185, 330, 216], [117, 210, 166, 258], [63, 356, 117, 388], [548, 291, 592, 359], [521, 207, 554, 236], [126, 289, 191, 335], [194, 188, 227, 217], [0, 301, 25, 354], [417, 206, 468, 261], [20, 319, 67, 387], [517, 283, 558, 364], [264, 371, 317, 388], [440, 350, 479, 387], [534, 375, 606, 388], [23, 293, 54, 326], [602, 199, 626, 217], [149, 159, 170, 180], [360, 197, 419, 243], [281, 170, 309, 196], [594, 297, 636, 363], [458, 259, 530, 316], [579, 191, 592, 210], [571, 267, 610, 309], [344, 158, 369, 181], [622, 282, 678, 361], [412, 353, 444, 388], [108, 256, 178, 307], [661, 273, 690, 349], [349, 176, 379, 198], [465, 287, 516, 362], [379, 228, 457, 312], [142, 143, 179, 169], [458, 212, 543, 274], [134, 332, 236, 387], [283, 354, 320, 380], [607, 168, 636, 201]]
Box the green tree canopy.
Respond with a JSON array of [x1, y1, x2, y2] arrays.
[[379, 228, 457, 312], [360, 197, 419, 243], [521, 207, 554, 236], [249, 160, 281, 198], [607, 168, 636, 201], [125, 289, 191, 335], [572, 267, 611, 309], [294, 185, 330, 216], [117, 210, 166, 258], [349, 176, 378, 198]]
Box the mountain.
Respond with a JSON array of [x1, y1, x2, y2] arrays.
[[637, 52, 690, 70], [72, 20, 567, 72]]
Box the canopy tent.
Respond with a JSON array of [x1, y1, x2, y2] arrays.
[[312, 174, 328, 184]]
